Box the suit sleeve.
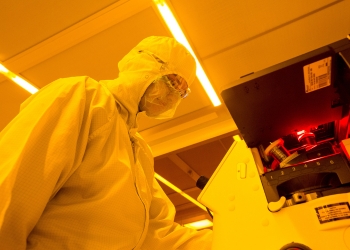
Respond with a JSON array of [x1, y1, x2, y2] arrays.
[[0, 77, 92, 249], [141, 178, 213, 249]]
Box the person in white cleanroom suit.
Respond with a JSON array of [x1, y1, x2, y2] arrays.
[[0, 36, 212, 249]]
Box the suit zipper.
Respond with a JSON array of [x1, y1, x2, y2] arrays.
[[130, 140, 147, 249]]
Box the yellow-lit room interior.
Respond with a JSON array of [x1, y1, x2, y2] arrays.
[[1, 0, 350, 248]]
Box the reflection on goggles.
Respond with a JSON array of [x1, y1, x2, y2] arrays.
[[161, 75, 191, 99]]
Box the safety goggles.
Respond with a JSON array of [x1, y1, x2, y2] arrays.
[[163, 74, 191, 99]]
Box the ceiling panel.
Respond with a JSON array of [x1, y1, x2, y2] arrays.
[[0, 80, 31, 130], [19, 7, 168, 87], [220, 135, 236, 150], [201, 0, 350, 93], [171, 0, 339, 58], [155, 157, 196, 191], [0, 0, 123, 61], [177, 140, 232, 179], [154, 132, 236, 195]]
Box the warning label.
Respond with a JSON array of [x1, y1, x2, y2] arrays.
[[303, 57, 332, 93], [315, 202, 350, 224]]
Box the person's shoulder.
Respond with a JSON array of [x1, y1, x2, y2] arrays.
[[46, 76, 105, 96], [55, 76, 97, 89], [47, 76, 116, 111], [38, 76, 92, 93]]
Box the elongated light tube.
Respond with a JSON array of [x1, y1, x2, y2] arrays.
[[184, 219, 213, 230], [0, 63, 38, 94], [154, 173, 207, 211], [154, 0, 221, 107]]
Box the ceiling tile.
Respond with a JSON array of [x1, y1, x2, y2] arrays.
[[197, 1, 350, 92], [176, 139, 231, 179], [0, 0, 123, 61], [0, 80, 31, 130], [155, 157, 197, 191], [220, 136, 235, 151], [171, 0, 338, 58], [19, 7, 168, 87]]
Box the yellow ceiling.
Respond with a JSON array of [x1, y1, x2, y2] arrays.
[[1, 0, 350, 226]]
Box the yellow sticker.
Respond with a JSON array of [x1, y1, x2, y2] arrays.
[[303, 57, 332, 93]]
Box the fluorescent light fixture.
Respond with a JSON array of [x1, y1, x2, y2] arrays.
[[11, 76, 38, 94], [0, 63, 38, 94], [154, 173, 207, 211], [0, 64, 10, 73], [184, 219, 213, 230], [154, 0, 221, 107]]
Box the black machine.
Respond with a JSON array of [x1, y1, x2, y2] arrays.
[[221, 37, 350, 206]]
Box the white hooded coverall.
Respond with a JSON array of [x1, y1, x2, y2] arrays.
[[0, 36, 212, 249]]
